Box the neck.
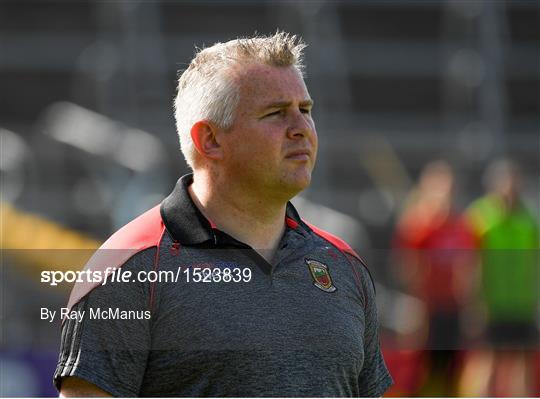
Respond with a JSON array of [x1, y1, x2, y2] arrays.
[[189, 171, 288, 260]]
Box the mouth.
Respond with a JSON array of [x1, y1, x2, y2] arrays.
[[285, 150, 311, 161]]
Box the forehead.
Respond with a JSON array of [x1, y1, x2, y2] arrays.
[[234, 63, 310, 105]]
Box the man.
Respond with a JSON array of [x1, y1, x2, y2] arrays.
[[459, 159, 538, 396], [54, 32, 392, 397]]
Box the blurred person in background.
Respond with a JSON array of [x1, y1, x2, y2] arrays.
[[392, 160, 477, 396], [459, 159, 539, 397], [53, 32, 392, 397]]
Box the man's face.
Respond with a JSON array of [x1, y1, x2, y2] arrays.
[[220, 63, 318, 201]]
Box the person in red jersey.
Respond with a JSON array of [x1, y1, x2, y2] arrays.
[[393, 160, 477, 396]]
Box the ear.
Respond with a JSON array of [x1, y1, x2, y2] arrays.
[[190, 121, 223, 161]]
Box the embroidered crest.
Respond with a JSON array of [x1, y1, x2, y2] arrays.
[[306, 259, 337, 292]]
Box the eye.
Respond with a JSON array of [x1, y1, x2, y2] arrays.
[[300, 108, 311, 114], [265, 109, 284, 118]]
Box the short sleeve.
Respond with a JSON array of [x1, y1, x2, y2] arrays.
[[349, 254, 393, 397], [53, 248, 156, 397]]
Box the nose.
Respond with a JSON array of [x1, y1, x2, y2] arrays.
[[286, 110, 315, 140]]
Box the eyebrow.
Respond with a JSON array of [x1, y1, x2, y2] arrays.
[[262, 99, 314, 110]]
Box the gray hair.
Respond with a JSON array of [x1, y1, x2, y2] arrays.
[[174, 31, 307, 168]]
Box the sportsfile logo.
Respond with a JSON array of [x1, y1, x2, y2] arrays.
[[40, 265, 252, 286], [41, 267, 175, 286], [41, 267, 121, 286]]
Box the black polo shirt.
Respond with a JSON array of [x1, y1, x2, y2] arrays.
[[54, 174, 392, 397]]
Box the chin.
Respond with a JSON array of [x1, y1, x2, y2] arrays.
[[281, 171, 312, 194]]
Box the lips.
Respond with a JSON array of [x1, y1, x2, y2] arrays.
[[285, 149, 311, 160]]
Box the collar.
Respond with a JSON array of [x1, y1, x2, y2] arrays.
[[160, 173, 308, 246]]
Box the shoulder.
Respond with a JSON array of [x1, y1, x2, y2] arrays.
[[99, 205, 165, 250], [303, 220, 376, 295], [66, 205, 166, 312], [303, 220, 363, 263]]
